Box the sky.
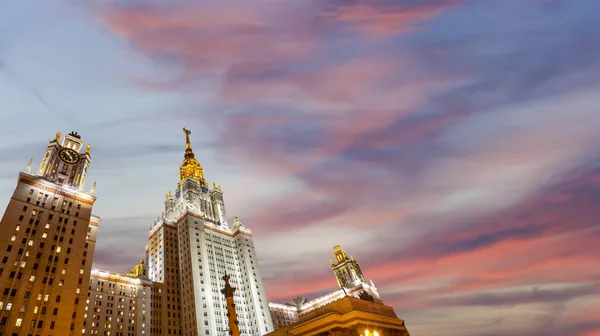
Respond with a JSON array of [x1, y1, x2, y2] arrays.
[[1, 0, 600, 335]]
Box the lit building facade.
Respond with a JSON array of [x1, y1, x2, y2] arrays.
[[267, 296, 411, 336], [84, 267, 158, 336], [146, 128, 273, 336], [0, 131, 100, 336], [269, 246, 381, 330]]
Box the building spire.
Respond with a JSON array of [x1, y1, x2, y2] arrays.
[[179, 128, 207, 185], [183, 127, 194, 157], [221, 274, 241, 336], [25, 157, 33, 173]]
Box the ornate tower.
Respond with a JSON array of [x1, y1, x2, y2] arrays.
[[221, 274, 241, 336], [179, 127, 207, 187], [36, 131, 93, 190], [147, 128, 273, 336], [330, 245, 366, 288], [0, 131, 100, 336]]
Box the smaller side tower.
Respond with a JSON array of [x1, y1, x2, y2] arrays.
[[36, 131, 92, 190], [330, 245, 366, 288]]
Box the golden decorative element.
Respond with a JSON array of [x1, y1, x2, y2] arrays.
[[86, 144, 91, 153], [333, 245, 348, 264], [127, 259, 146, 278], [217, 184, 221, 190], [179, 128, 207, 185], [213, 182, 217, 189], [166, 190, 172, 199], [55, 132, 62, 141]]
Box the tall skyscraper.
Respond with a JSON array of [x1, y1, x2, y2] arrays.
[[0, 131, 100, 336], [146, 128, 273, 336]]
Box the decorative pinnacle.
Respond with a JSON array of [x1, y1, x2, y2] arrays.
[[68, 131, 81, 139], [24, 157, 33, 173], [183, 127, 194, 159]]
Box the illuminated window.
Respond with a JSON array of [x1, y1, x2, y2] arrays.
[[30, 276, 35, 282], [10, 235, 16, 241], [28, 240, 33, 246], [56, 247, 61, 253], [15, 318, 22, 326], [62, 269, 66, 275], [45, 223, 50, 229], [42, 233, 47, 238]]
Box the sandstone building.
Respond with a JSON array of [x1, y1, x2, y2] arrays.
[[0, 131, 100, 336]]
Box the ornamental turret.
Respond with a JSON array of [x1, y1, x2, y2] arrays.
[[179, 127, 207, 186], [331, 245, 367, 288]]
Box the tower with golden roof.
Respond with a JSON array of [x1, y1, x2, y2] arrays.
[[179, 127, 207, 186], [146, 128, 274, 336]]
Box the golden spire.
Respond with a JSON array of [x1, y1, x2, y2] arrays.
[[179, 128, 207, 185]]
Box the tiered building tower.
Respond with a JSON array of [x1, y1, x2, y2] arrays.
[[269, 245, 381, 330], [0, 131, 100, 335], [146, 128, 273, 336]]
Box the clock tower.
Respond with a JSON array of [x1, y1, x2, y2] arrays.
[[37, 131, 92, 189], [0, 131, 100, 336]]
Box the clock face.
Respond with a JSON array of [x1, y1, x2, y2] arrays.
[[58, 148, 80, 164]]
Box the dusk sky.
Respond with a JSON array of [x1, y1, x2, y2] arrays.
[[1, 0, 600, 335]]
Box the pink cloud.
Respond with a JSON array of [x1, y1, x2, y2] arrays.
[[95, 1, 600, 335], [100, 2, 319, 77], [320, 0, 462, 36]]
